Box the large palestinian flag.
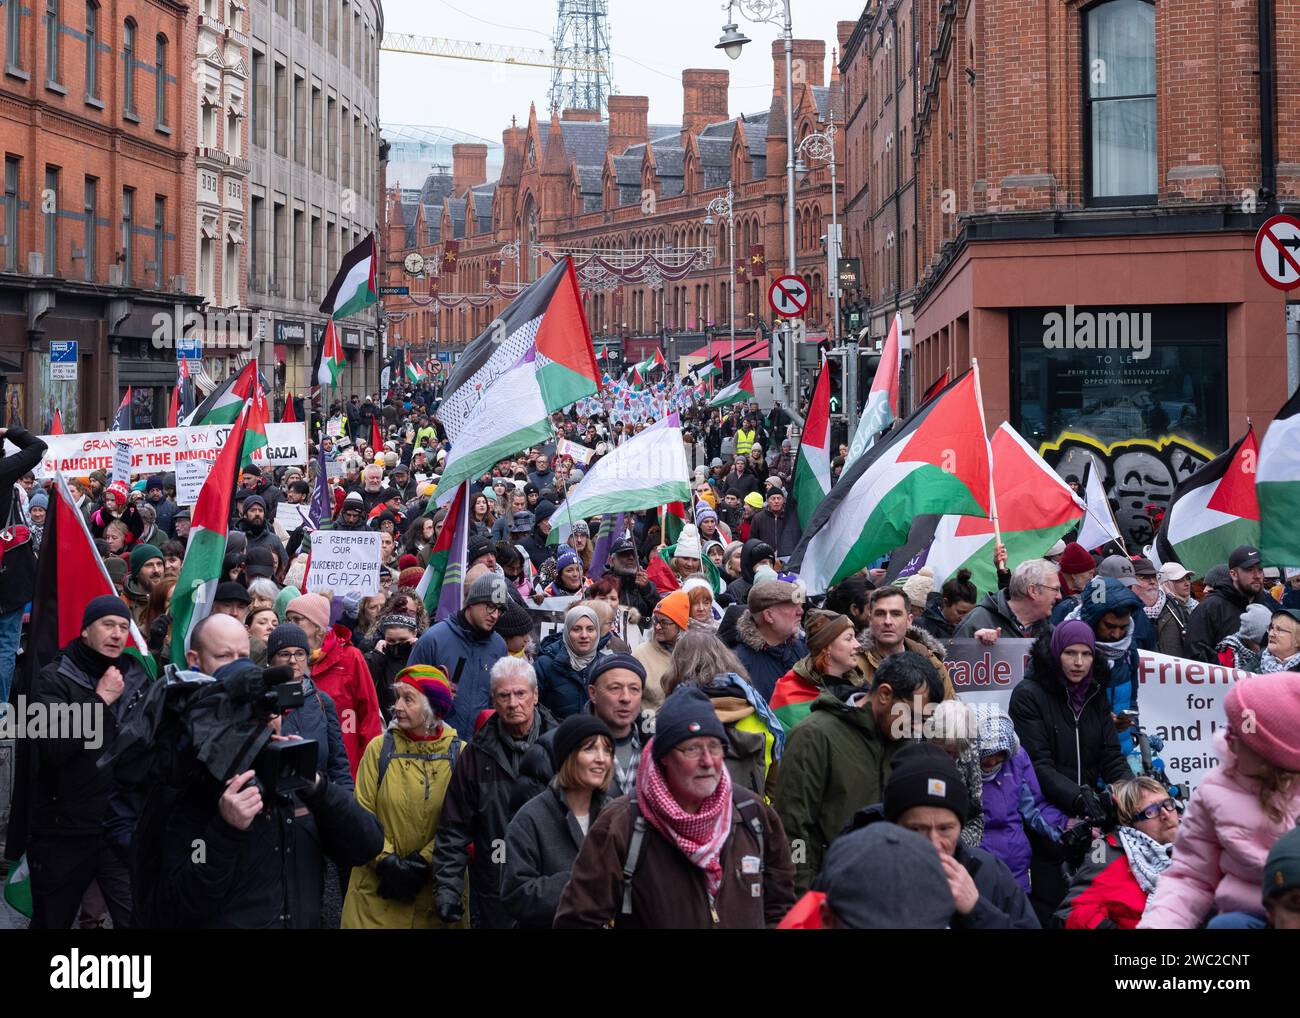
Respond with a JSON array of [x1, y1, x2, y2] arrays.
[[319, 232, 378, 321], [883, 423, 1085, 595], [315, 319, 346, 389], [1154, 429, 1260, 578], [1258, 384, 1300, 565], [708, 367, 754, 408], [787, 370, 992, 595], [170, 399, 251, 663], [791, 353, 832, 530]]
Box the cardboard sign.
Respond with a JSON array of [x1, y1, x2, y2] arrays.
[[111, 441, 132, 487], [306, 530, 382, 596], [174, 458, 212, 506], [275, 501, 312, 533], [555, 438, 595, 465]]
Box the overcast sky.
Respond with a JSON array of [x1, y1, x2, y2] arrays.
[[379, 0, 859, 142]]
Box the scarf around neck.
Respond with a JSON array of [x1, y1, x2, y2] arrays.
[[563, 606, 601, 672], [637, 740, 734, 897], [1117, 824, 1174, 894], [1260, 648, 1300, 674]]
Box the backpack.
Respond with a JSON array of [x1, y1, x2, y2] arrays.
[[618, 787, 765, 919], [376, 729, 463, 790]]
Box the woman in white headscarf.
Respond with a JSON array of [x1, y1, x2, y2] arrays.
[[534, 604, 612, 721]]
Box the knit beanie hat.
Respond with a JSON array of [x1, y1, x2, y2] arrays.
[[882, 742, 970, 824], [397, 553, 420, 570], [804, 608, 854, 657], [654, 589, 691, 630], [651, 685, 727, 763], [674, 524, 702, 561], [900, 567, 935, 610], [395, 664, 454, 719], [495, 598, 534, 639], [104, 556, 128, 587], [464, 572, 509, 609], [29, 491, 47, 511], [590, 652, 646, 684], [286, 593, 331, 633], [266, 623, 310, 660], [811, 824, 954, 930], [1225, 673, 1300, 771], [129, 543, 164, 578], [744, 491, 764, 510], [81, 594, 132, 630], [1058, 542, 1095, 574], [553, 714, 613, 769], [554, 547, 582, 574], [398, 567, 425, 589], [1235, 603, 1273, 644], [274, 586, 302, 621]]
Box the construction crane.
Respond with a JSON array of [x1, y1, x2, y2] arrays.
[[381, 33, 609, 75]]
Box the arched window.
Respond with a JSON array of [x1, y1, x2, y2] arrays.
[[1083, 0, 1156, 203], [155, 35, 168, 128], [123, 19, 137, 115]]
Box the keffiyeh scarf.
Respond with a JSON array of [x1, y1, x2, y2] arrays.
[[637, 740, 734, 897], [1117, 824, 1174, 894], [1259, 649, 1300, 674]]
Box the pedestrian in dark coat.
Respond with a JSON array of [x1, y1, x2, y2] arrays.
[[0, 424, 48, 702], [1183, 552, 1279, 663]]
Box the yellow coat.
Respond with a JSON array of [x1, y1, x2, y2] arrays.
[[341, 724, 469, 929]]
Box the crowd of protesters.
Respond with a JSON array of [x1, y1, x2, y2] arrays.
[[2, 384, 1299, 933]]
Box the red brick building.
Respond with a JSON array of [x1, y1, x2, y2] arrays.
[[381, 41, 843, 380], [0, 0, 198, 430], [841, 0, 1299, 549]]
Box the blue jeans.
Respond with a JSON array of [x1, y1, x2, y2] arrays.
[[0, 606, 23, 705], [1206, 911, 1267, 930]]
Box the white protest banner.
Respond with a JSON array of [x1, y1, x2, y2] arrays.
[[306, 530, 381, 596], [174, 458, 212, 506], [275, 501, 311, 533], [111, 441, 132, 487], [555, 438, 595, 465], [26, 423, 307, 479], [326, 416, 345, 439], [943, 638, 1034, 705]]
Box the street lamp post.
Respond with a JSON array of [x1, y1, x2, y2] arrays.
[[499, 240, 520, 286], [718, 0, 798, 408], [797, 109, 840, 343], [703, 178, 736, 376]]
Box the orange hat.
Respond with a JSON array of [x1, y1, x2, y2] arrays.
[[654, 589, 691, 630]]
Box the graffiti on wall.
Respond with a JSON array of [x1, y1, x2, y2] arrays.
[[1037, 431, 1217, 548]]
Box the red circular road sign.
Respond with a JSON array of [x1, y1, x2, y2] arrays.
[[768, 274, 809, 317], [1254, 213, 1300, 291]]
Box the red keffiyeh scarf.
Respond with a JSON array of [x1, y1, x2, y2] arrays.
[[636, 739, 734, 897]]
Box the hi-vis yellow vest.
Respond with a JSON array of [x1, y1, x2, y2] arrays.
[[736, 428, 756, 456]]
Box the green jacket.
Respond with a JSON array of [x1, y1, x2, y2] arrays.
[[774, 688, 903, 894]]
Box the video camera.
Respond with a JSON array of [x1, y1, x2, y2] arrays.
[[102, 661, 319, 800], [1059, 786, 1120, 866]]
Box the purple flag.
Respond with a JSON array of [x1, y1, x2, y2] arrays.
[[309, 436, 330, 527], [587, 512, 625, 582]]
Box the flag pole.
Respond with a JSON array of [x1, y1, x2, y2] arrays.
[[970, 358, 1002, 548]]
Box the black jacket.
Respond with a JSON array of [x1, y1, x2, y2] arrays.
[[845, 805, 1040, 929], [1008, 632, 1132, 816], [29, 645, 151, 838], [1182, 570, 1277, 663], [501, 783, 607, 929], [432, 707, 561, 928], [145, 770, 382, 928], [0, 427, 48, 611], [953, 589, 1051, 641], [747, 507, 801, 560], [609, 569, 659, 617], [914, 592, 958, 646]]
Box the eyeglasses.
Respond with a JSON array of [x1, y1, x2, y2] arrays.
[[274, 649, 309, 663], [652, 616, 679, 630], [672, 741, 725, 761], [1036, 583, 1062, 595], [1134, 798, 1178, 821]]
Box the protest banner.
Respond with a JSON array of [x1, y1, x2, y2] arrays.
[[27, 423, 307, 479], [305, 530, 381, 596], [110, 441, 132, 487], [943, 638, 1033, 705], [173, 458, 211, 506], [275, 501, 312, 533], [555, 438, 595, 465]]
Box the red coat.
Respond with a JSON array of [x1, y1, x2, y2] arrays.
[[1056, 832, 1149, 929], [310, 624, 384, 778]]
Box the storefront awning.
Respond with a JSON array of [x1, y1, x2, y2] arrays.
[[735, 339, 768, 361]]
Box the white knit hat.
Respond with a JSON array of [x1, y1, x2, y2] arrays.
[[674, 523, 702, 560]]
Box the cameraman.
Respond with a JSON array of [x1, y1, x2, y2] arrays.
[[25, 596, 150, 929], [143, 658, 383, 928], [1009, 619, 1131, 923]]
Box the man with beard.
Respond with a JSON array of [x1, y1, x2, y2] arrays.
[[24, 596, 150, 928], [332, 491, 368, 531], [606, 537, 660, 618], [1183, 545, 1279, 663], [122, 544, 166, 627], [145, 475, 178, 537], [238, 494, 287, 566]]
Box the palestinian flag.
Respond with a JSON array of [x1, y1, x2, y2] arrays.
[[792, 354, 832, 530], [708, 367, 754, 408], [1258, 384, 1300, 565], [315, 318, 346, 389], [629, 367, 644, 389], [787, 370, 993, 595], [50, 408, 62, 435], [416, 480, 469, 618], [110, 388, 132, 432], [436, 257, 600, 444], [883, 423, 1085, 595], [634, 349, 667, 375], [770, 671, 821, 730], [405, 355, 426, 383], [170, 400, 251, 663], [660, 500, 687, 548], [845, 312, 901, 470], [697, 355, 723, 382], [319, 232, 378, 321], [28, 473, 155, 676], [1155, 429, 1261, 578], [185, 359, 265, 428]]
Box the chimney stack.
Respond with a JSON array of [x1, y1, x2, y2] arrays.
[[606, 94, 649, 155], [773, 38, 825, 96], [681, 68, 729, 140], [452, 143, 488, 193]]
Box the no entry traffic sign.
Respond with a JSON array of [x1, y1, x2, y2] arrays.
[[1254, 214, 1300, 291], [768, 274, 809, 317]]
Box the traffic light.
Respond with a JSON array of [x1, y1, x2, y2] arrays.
[[771, 323, 784, 383], [824, 348, 845, 416]]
